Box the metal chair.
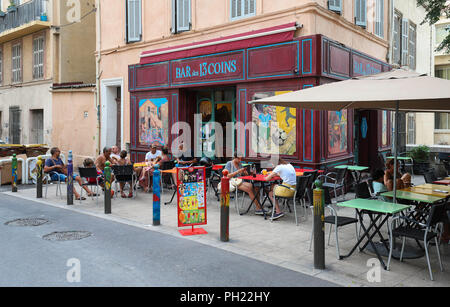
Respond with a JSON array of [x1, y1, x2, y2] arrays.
[[271, 175, 310, 225], [112, 165, 137, 198], [78, 167, 101, 205], [387, 202, 446, 281], [399, 152, 414, 175], [423, 170, 438, 184], [319, 168, 347, 202], [160, 160, 176, 192], [44, 171, 63, 199]]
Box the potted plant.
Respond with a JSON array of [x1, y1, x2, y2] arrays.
[[40, 12, 47, 21], [7, 1, 17, 13], [408, 145, 431, 174], [0, 10, 6, 17]]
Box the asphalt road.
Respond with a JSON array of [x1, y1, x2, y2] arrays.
[[0, 192, 338, 288]]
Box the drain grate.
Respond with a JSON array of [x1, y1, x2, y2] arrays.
[[43, 231, 92, 242], [5, 218, 49, 227]]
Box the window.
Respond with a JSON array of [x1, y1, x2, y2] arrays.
[[393, 11, 402, 65], [328, 0, 342, 14], [436, 24, 450, 48], [407, 113, 416, 144], [11, 43, 21, 83], [436, 66, 450, 80], [33, 36, 44, 79], [408, 23, 416, 70], [374, 0, 384, 38], [436, 113, 450, 130], [126, 0, 142, 43], [401, 19, 409, 66], [354, 0, 366, 27], [0, 48, 3, 84], [231, 0, 255, 20], [171, 0, 191, 33]]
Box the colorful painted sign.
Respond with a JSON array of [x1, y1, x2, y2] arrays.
[[139, 98, 169, 146], [171, 51, 245, 85], [353, 54, 382, 76], [251, 91, 297, 156], [177, 167, 207, 227]]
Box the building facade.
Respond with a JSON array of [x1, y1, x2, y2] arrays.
[[98, 0, 393, 169]]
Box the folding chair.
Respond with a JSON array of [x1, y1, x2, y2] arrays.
[[78, 167, 101, 205], [112, 165, 137, 198]]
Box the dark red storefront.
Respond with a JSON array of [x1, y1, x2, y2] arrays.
[[128, 24, 391, 170]]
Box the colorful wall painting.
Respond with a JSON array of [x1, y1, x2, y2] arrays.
[[139, 98, 169, 146], [328, 110, 348, 155], [251, 91, 297, 156], [381, 111, 388, 147]]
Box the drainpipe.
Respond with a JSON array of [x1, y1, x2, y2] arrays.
[[95, 0, 102, 155], [388, 0, 395, 64]]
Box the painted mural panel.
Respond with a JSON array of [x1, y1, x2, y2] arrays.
[[328, 110, 348, 155], [251, 91, 296, 155], [139, 98, 169, 146], [382, 110, 388, 147]]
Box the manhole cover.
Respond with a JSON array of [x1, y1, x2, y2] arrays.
[[43, 231, 92, 241], [5, 218, 49, 227]]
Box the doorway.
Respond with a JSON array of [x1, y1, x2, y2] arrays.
[[196, 88, 235, 158], [9, 107, 21, 144], [30, 109, 44, 144], [101, 78, 123, 150]]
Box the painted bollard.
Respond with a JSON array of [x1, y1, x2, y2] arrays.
[[12, 154, 18, 192], [36, 156, 44, 199], [220, 169, 230, 242], [67, 150, 74, 205], [153, 164, 161, 226], [104, 161, 112, 214], [313, 179, 325, 270]]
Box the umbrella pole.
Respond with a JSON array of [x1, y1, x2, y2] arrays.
[[393, 101, 399, 204]]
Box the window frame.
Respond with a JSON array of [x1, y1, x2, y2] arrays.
[[11, 41, 22, 84], [328, 0, 342, 14], [230, 0, 256, 21], [32, 35, 45, 80], [126, 0, 142, 43], [435, 113, 450, 131], [171, 0, 192, 34], [354, 0, 367, 28]]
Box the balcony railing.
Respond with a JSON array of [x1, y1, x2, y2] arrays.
[[0, 0, 48, 34]]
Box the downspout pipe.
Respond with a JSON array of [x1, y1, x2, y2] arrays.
[[95, 0, 102, 155]]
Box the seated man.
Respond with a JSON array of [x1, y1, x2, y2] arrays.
[[174, 142, 197, 166], [266, 158, 297, 220], [138, 144, 162, 192], [44, 147, 95, 200], [384, 158, 411, 191], [95, 147, 117, 196]]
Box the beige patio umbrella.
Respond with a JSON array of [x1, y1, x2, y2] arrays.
[[248, 68, 450, 202]]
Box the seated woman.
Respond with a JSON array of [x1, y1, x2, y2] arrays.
[[265, 158, 297, 220], [139, 144, 162, 192], [384, 158, 411, 191], [220, 154, 264, 215], [371, 169, 389, 202]]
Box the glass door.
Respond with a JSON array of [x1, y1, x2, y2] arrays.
[[196, 89, 235, 158]]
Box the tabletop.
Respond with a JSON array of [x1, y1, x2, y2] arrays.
[[434, 180, 450, 185], [402, 185, 450, 198], [337, 198, 410, 214], [381, 190, 446, 204], [238, 174, 280, 182], [419, 184, 450, 192], [334, 165, 368, 171], [386, 156, 413, 161], [160, 168, 177, 174]]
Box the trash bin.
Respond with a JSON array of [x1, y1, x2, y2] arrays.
[[25, 145, 49, 158], [0, 145, 26, 157]]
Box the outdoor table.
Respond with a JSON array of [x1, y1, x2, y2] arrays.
[[381, 190, 445, 204], [238, 174, 281, 219], [133, 162, 147, 168], [162, 168, 177, 205], [418, 183, 450, 192], [337, 198, 411, 270], [212, 163, 251, 171], [401, 185, 450, 198], [434, 179, 450, 185], [335, 165, 369, 186]]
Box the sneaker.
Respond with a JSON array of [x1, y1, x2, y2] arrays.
[[254, 209, 266, 216], [271, 212, 285, 220]]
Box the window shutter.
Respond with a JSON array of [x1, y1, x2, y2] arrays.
[[176, 0, 191, 32], [401, 18, 409, 66], [408, 24, 416, 70], [127, 0, 142, 43], [355, 0, 366, 27], [329, 0, 342, 13], [375, 0, 384, 37]]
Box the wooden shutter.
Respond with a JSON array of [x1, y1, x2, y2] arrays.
[[408, 23, 416, 70], [355, 0, 366, 27], [375, 0, 384, 37], [244, 0, 255, 15], [231, 0, 242, 19], [401, 18, 409, 66], [328, 0, 342, 13], [127, 0, 142, 43]]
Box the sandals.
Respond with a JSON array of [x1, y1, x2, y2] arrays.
[[75, 197, 86, 201]]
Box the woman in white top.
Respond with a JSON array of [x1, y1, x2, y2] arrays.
[[265, 158, 297, 220]]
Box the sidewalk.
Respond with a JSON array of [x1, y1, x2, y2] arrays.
[[3, 176, 449, 287]]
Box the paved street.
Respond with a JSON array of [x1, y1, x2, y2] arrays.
[[0, 193, 338, 287]]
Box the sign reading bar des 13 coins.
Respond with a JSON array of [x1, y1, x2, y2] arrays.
[[177, 166, 208, 236], [171, 50, 245, 86]]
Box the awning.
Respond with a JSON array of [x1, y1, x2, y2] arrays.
[[139, 22, 299, 65]]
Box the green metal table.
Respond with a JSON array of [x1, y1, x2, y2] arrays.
[[335, 165, 369, 186], [337, 198, 411, 270], [381, 191, 445, 204]]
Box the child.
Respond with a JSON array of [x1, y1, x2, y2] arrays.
[[83, 158, 112, 197]]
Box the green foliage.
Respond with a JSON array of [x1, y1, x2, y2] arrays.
[[408, 145, 431, 163], [417, 0, 450, 53]]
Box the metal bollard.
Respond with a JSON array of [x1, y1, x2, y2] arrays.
[[220, 169, 230, 242], [104, 161, 112, 214], [12, 154, 18, 192], [36, 156, 44, 198], [153, 164, 161, 226], [67, 150, 74, 205], [313, 179, 325, 270]]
